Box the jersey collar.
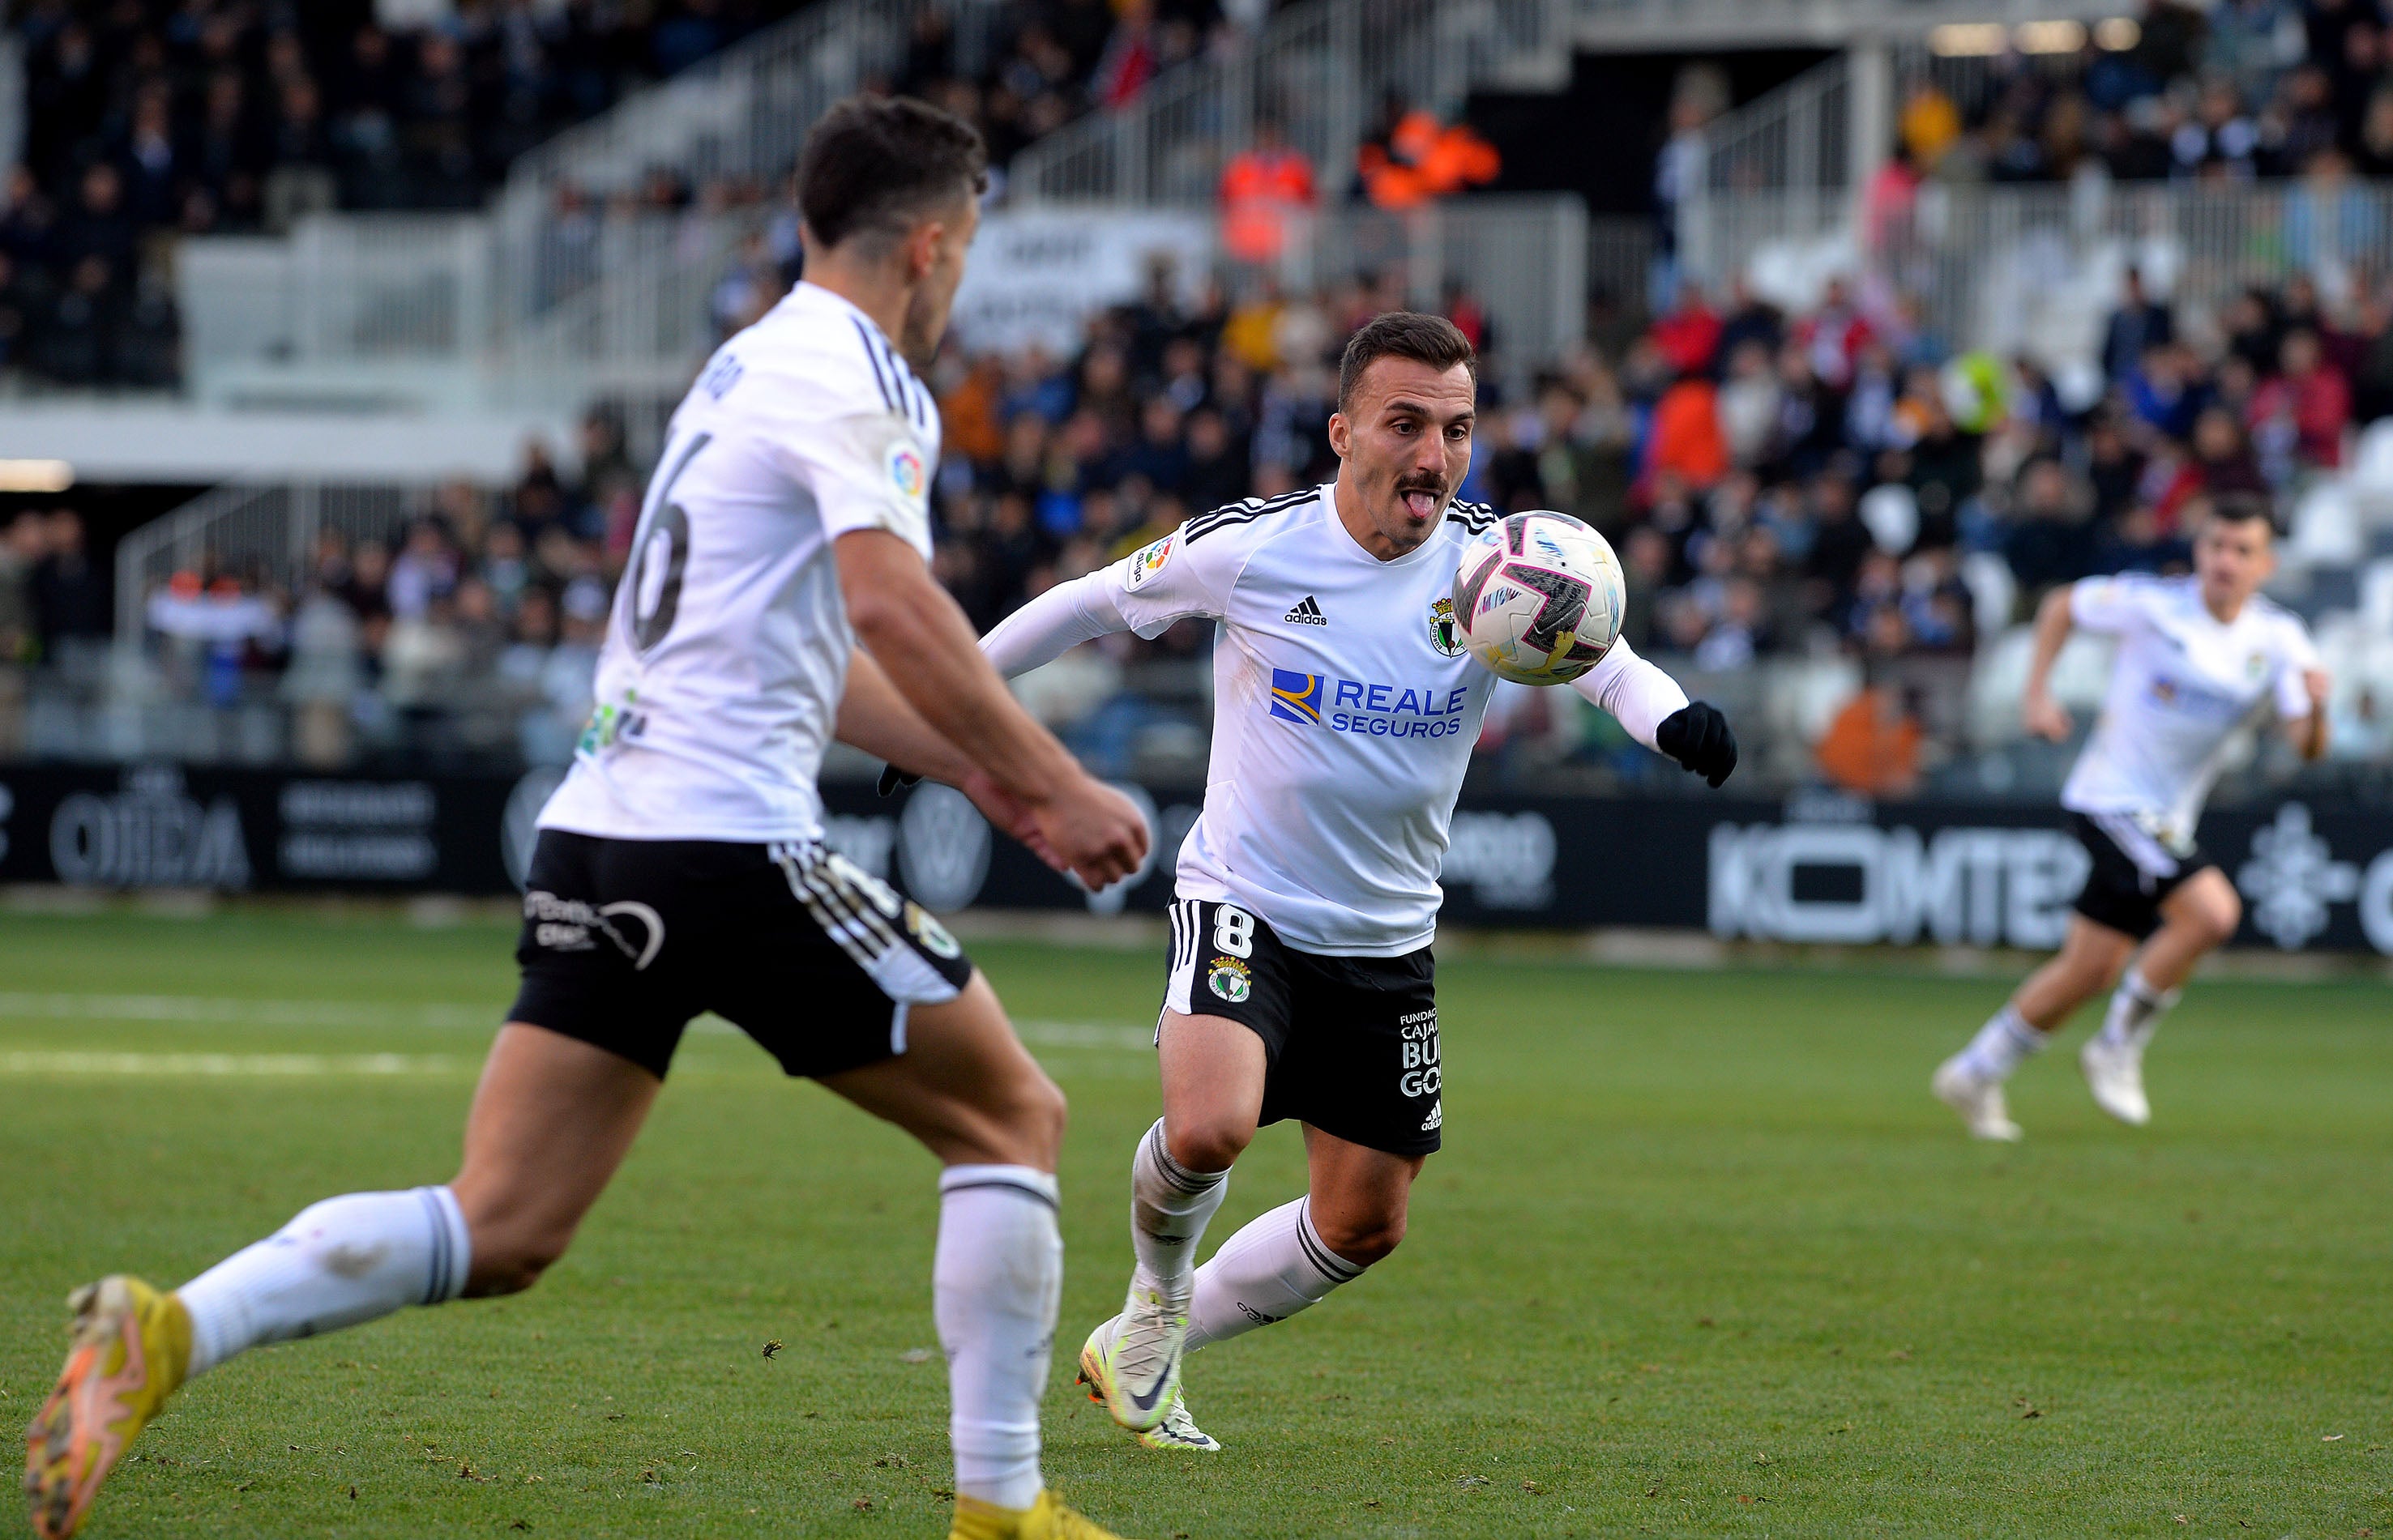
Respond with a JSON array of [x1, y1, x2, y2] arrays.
[[789, 279, 901, 356], [1323, 481, 1451, 569]]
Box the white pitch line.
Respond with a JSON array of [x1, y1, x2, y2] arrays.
[[0, 993, 1155, 1054], [1014, 1021, 1153, 1052], [0, 1051, 461, 1078], [0, 993, 492, 1030]]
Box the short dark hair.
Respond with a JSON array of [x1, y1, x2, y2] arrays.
[[1336, 311, 1477, 414], [2207, 491, 2276, 532], [797, 96, 988, 253]]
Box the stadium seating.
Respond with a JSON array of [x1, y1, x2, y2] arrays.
[[4, 0, 2391, 813]]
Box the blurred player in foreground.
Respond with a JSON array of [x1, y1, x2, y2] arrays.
[[25, 97, 1151, 1540], [1934, 495, 2327, 1141], [976, 313, 1740, 1453]]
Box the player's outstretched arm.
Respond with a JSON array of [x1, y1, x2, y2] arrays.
[[2022, 585, 2078, 742], [1570, 639, 1739, 787], [2288, 668, 2331, 761], [835, 647, 1069, 869], [980, 567, 1135, 678], [836, 529, 1148, 887]]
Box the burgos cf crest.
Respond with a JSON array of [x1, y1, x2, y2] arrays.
[[1427, 597, 1467, 658], [1207, 955, 1252, 1002], [1268, 668, 1323, 724]]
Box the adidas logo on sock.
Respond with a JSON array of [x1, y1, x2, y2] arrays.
[[1282, 595, 1327, 625]]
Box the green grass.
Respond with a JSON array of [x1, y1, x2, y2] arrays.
[[2, 908, 2390, 1538]]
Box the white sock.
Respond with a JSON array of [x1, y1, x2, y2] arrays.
[[1130, 1119, 1229, 1305], [1183, 1197, 1365, 1354], [1953, 1005, 2048, 1084], [934, 1165, 1062, 1512], [2098, 968, 2179, 1049], [176, 1186, 471, 1376]]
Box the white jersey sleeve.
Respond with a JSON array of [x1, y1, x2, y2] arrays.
[[1568, 638, 1688, 750], [746, 318, 938, 556], [980, 570, 1130, 676], [2268, 618, 2324, 719], [1109, 520, 1245, 638], [2068, 573, 2164, 636]]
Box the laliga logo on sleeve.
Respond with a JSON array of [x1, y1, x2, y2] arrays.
[[1126, 531, 1176, 589], [887, 442, 926, 501]]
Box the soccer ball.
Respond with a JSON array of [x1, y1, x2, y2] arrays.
[[1451, 511, 1626, 685]]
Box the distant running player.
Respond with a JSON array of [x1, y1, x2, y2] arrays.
[[1934, 495, 2328, 1141], [25, 98, 1150, 1540], [977, 312, 1740, 1453]]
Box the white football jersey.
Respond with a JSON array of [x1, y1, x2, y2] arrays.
[[538, 282, 942, 843], [1095, 486, 1511, 955], [2061, 573, 2319, 847]]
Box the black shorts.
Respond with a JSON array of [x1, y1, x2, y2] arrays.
[[2068, 811, 2219, 942], [1161, 898, 1442, 1158], [509, 830, 976, 1080]]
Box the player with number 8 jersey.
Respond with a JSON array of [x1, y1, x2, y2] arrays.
[[975, 312, 1741, 1456]]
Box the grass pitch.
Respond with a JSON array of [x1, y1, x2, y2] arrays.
[[2, 908, 2388, 1538]]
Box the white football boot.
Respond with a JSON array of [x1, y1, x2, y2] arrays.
[[2079, 1032, 2152, 1126], [1076, 1315, 1219, 1452], [1079, 1282, 1186, 1435], [1932, 1056, 2023, 1142]]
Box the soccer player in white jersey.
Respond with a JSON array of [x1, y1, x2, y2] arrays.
[[25, 99, 1153, 1540], [1934, 495, 2328, 1141], [973, 313, 1740, 1453]]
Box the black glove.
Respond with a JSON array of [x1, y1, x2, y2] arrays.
[[1656, 702, 1737, 788], [876, 763, 922, 797]]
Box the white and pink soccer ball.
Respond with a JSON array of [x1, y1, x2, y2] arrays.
[[1451, 511, 1626, 686]]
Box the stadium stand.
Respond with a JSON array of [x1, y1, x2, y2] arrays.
[[4, 0, 2392, 813]]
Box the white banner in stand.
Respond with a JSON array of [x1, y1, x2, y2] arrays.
[[951, 209, 1216, 356]]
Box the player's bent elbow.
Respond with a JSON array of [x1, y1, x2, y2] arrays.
[[844, 589, 921, 660]]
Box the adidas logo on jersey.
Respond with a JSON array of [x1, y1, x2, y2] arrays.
[[1283, 595, 1328, 625]]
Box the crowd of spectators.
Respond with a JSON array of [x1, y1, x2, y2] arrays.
[[0, 0, 835, 386], [0, 0, 1276, 390], [39, 241, 2387, 787], [105, 411, 643, 768], [1575, 252, 2387, 790], [893, 0, 1254, 184], [0, 508, 109, 756], [1883, 0, 2393, 194]]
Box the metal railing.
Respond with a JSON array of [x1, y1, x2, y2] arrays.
[[494, 0, 930, 209], [1703, 54, 1854, 203], [114, 485, 414, 643], [1573, 0, 2122, 47], [1008, 0, 1569, 207]]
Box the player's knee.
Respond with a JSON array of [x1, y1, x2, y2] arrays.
[[1311, 1206, 1405, 1267], [1021, 1071, 1069, 1158], [463, 1226, 570, 1298], [978, 1065, 1067, 1168], [2193, 888, 2242, 948], [1166, 1116, 1254, 1174]]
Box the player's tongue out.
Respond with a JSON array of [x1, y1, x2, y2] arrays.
[[1401, 488, 1438, 519]]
